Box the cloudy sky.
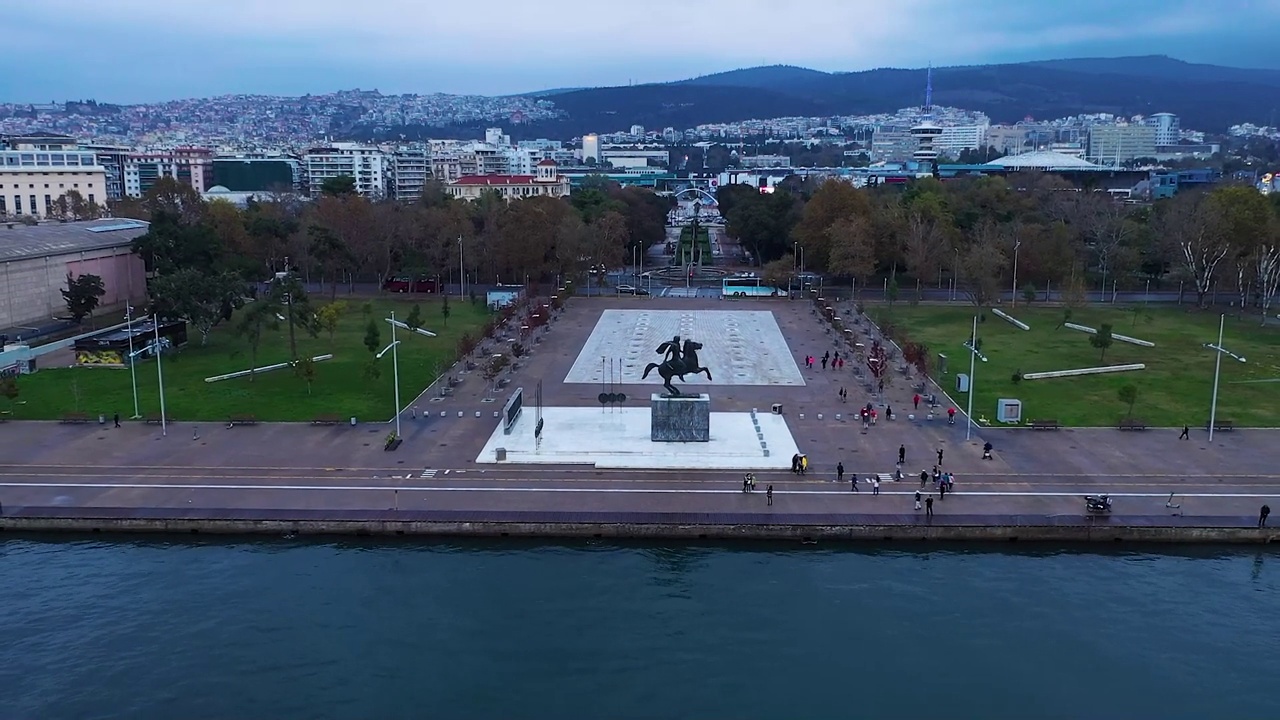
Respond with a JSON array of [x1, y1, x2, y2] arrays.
[[5, 0, 1279, 103]]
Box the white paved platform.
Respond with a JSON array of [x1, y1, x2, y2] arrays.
[[476, 407, 798, 470], [564, 309, 804, 386]]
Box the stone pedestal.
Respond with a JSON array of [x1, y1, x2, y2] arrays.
[[651, 393, 711, 442]]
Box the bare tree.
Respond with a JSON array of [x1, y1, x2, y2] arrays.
[[957, 221, 1009, 306], [1256, 233, 1280, 325], [1078, 194, 1137, 293], [1152, 193, 1228, 309], [826, 216, 875, 294], [902, 210, 947, 293]]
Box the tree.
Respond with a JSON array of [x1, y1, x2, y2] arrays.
[[956, 221, 1009, 306], [1090, 323, 1114, 362], [825, 217, 876, 292], [1153, 192, 1228, 309], [790, 180, 872, 271], [62, 273, 106, 323], [482, 353, 509, 394], [149, 268, 245, 345], [1021, 283, 1037, 305], [363, 318, 382, 356], [0, 376, 18, 410], [1117, 384, 1138, 419], [316, 301, 347, 345], [293, 356, 317, 395], [235, 298, 279, 382], [760, 255, 795, 292], [441, 293, 451, 326], [320, 175, 357, 197], [1255, 228, 1280, 325], [404, 303, 423, 333]]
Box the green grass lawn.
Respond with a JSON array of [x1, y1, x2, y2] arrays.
[[8, 297, 492, 422], [867, 303, 1280, 427]]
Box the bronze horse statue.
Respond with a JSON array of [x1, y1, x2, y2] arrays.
[[642, 337, 712, 396]]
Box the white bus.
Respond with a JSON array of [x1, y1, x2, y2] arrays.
[[722, 277, 785, 298]]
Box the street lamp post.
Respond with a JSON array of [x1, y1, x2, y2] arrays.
[[125, 305, 140, 418], [458, 235, 465, 299], [153, 315, 167, 436], [380, 312, 403, 439], [1206, 313, 1246, 442], [961, 315, 988, 441], [1011, 240, 1022, 308]]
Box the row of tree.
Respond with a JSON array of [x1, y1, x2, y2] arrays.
[[720, 174, 1280, 321], [121, 174, 671, 346]]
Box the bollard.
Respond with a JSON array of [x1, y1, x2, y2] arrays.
[[494, 411, 500, 418], [440, 411, 447, 417], [799, 413, 805, 420], [835, 413, 842, 421], [763, 449, 770, 457], [475, 411, 481, 418], [757, 431, 764, 441], [817, 413, 823, 420], [458, 411, 464, 418]]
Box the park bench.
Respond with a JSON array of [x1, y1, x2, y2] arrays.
[[59, 412, 91, 424], [1029, 419, 1061, 430], [1205, 419, 1235, 432], [311, 413, 342, 426], [1117, 418, 1148, 431], [0, 410, 9, 423], [227, 413, 259, 427], [144, 413, 168, 425]]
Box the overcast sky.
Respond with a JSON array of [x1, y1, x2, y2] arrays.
[[5, 0, 1279, 103]]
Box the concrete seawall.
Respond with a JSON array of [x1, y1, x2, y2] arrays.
[[2, 515, 1276, 544]]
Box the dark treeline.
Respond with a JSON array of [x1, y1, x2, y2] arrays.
[[116, 175, 670, 344], [718, 174, 1280, 321]]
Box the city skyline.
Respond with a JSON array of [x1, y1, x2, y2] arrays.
[[5, 0, 1280, 103]]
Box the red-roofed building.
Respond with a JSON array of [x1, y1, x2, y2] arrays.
[[446, 160, 570, 201]]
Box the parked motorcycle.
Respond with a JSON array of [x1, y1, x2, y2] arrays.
[[1085, 495, 1113, 514]]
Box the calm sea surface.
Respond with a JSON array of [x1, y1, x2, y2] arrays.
[[2, 536, 1277, 720]]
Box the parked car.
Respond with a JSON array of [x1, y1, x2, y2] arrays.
[[616, 285, 650, 296]]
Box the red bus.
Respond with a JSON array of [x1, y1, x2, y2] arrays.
[[383, 276, 439, 294]]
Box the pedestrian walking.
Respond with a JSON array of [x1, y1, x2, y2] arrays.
[[113, 412, 120, 428], [800, 456, 808, 475], [920, 470, 928, 489], [750, 474, 757, 493], [932, 466, 941, 485], [850, 473, 859, 492], [939, 481, 947, 501], [914, 491, 922, 511], [743, 474, 750, 493], [823, 350, 830, 365], [899, 444, 906, 465], [913, 393, 921, 410], [947, 407, 956, 424], [837, 462, 845, 484], [1179, 425, 1190, 440], [925, 496, 934, 517], [937, 448, 944, 466], [982, 442, 993, 460], [838, 357, 845, 370], [767, 484, 774, 506], [886, 405, 894, 421], [873, 477, 880, 495], [1261, 504, 1271, 528], [822, 356, 829, 370], [791, 453, 800, 474]]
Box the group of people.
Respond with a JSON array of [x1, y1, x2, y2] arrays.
[[741, 473, 774, 505], [803, 350, 846, 371], [790, 454, 809, 475]]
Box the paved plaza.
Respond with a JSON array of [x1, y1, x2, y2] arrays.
[[563, 309, 804, 386], [0, 296, 1278, 535]]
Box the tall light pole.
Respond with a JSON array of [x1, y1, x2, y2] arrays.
[[952, 248, 960, 302], [1011, 240, 1022, 308], [1205, 313, 1246, 442], [125, 305, 140, 418], [458, 235, 465, 300], [379, 311, 403, 438], [153, 315, 167, 436], [961, 315, 988, 441]]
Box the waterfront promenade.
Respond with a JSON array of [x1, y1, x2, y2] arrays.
[[1, 298, 1277, 540]]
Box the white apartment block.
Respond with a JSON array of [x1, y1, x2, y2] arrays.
[[303, 143, 387, 197], [123, 148, 215, 198], [935, 124, 989, 156], [0, 150, 106, 218], [1087, 125, 1157, 165]]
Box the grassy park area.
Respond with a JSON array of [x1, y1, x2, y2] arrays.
[[868, 303, 1280, 428], [7, 297, 491, 422]]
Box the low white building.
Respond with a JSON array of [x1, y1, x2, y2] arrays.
[[446, 160, 571, 201]]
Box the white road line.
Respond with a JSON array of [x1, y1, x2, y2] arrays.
[[0, 481, 1278, 499]]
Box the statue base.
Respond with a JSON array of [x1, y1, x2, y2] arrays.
[[651, 393, 710, 442]]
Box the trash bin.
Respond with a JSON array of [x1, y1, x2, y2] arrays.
[[496, 447, 507, 461], [98, 414, 105, 424], [350, 416, 357, 426]]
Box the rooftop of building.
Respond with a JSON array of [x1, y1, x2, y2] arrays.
[[0, 218, 150, 262], [983, 150, 1104, 170], [450, 174, 566, 186]]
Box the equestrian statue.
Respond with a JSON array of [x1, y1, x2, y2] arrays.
[[642, 335, 713, 396]]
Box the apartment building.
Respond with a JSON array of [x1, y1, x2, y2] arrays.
[[388, 149, 429, 203], [303, 143, 386, 197], [1143, 113, 1180, 146], [869, 128, 916, 162], [80, 143, 130, 200], [0, 148, 106, 218], [935, 124, 989, 156], [124, 148, 215, 198], [1087, 125, 1157, 165]]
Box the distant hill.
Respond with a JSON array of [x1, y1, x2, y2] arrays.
[[351, 56, 1280, 141], [675, 65, 832, 90]]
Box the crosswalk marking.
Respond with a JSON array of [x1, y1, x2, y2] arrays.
[[420, 468, 438, 478]]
